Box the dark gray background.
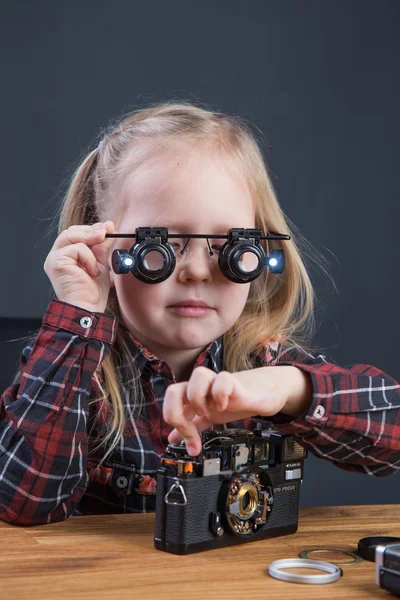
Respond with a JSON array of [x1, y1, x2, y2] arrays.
[[1, 0, 399, 506]]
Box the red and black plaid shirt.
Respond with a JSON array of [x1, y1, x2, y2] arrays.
[[1, 300, 400, 525]]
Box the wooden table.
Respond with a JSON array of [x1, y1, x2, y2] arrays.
[[1, 504, 398, 599]]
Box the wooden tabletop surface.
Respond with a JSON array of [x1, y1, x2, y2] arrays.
[[1, 504, 398, 599]]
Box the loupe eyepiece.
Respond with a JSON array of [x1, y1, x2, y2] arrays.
[[218, 229, 266, 283], [111, 228, 176, 283]]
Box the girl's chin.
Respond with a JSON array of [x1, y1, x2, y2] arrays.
[[162, 326, 217, 349]]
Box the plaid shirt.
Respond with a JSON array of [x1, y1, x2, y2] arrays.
[[1, 300, 400, 525]]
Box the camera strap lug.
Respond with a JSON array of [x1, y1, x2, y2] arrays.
[[164, 478, 188, 506]]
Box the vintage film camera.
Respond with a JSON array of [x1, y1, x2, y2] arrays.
[[154, 428, 307, 555], [376, 543, 400, 597]]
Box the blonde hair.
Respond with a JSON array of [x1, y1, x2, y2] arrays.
[[58, 101, 329, 466]]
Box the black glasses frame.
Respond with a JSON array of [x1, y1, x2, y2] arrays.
[[108, 227, 290, 284]]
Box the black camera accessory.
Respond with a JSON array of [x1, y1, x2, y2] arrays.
[[108, 227, 290, 284], [299, 548, 363, 565], [268, 558, 342, 584], [358, 536, 400, 562], [375, 542, 400, 597]]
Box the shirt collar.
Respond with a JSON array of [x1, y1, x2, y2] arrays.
[[121, 328, 224, 379]]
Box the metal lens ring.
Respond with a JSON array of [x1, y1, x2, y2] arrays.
[[299, 548, 363, 565], [235, 482, 258, 519], [131, 241, 176, 284], [225, 474, 271, 536], [219, 242, 265, 284], [268, 558, 342, 585]]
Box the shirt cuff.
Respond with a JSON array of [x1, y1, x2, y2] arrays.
[[254, 363, 331, 435], [42, 299, 118, 345]]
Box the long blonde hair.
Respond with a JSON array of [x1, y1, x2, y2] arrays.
[[58, 101, 329, 465]]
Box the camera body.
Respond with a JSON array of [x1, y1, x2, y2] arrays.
[[154, 428, 307, 555], [376, 543, 400, 597]]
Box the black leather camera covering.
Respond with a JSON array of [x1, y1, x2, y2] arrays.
[[155, 472, 300, 553]]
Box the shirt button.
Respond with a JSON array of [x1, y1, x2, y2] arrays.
[[313, 405, 325, 419], [116, 476, 128, 489], [80, 316, 93, 329]]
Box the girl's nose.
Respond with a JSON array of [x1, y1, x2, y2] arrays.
[[176, 244, 214, 283]]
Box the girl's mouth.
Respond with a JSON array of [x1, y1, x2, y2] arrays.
[[168, 300, 214, 317]]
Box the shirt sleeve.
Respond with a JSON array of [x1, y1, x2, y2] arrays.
[[0, 299, 117, 525], [252, 345, 400, 477]]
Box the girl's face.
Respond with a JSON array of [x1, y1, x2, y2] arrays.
[[109, 148, 256, 374]]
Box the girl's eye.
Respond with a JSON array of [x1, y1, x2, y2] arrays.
[[211, 245, 223, 253], [171, 239, 188, 253]]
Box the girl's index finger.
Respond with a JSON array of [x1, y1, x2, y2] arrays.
[[168, 414, 212, 447], [52, 223, 100, 251], [186, 366, 216, 417], [163, 382, 202, 456], [89, 221, 116, 265]]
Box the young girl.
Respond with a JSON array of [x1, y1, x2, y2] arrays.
[[1, 102, 399, 525]]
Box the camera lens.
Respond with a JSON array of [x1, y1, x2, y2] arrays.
[[237, 484, 258, 518], [242, 492, 251, 512]]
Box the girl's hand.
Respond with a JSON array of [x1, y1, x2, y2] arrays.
[[44, 221, 116, 313], [164, 365, 309, 456]]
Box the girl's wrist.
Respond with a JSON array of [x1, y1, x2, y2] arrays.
[[57, 297, 106, 315], [281, 366, 313, 418]]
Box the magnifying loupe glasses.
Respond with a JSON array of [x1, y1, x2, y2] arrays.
[[107, 227, 290, 284]]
